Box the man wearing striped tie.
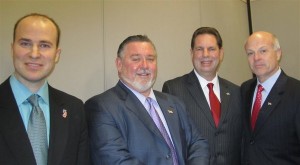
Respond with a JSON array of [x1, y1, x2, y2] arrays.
[[85, 35, 209, 165]]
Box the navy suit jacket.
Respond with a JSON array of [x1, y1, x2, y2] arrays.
[[85, 81, 209, 165], [241, 71, 300, 165], [0, 78, 89, 165], [162, 71, 243, 165]]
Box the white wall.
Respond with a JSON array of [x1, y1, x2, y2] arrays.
[[0, 0, 251, 101]]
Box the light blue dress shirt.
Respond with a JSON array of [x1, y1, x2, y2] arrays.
[[251, 68, 281, 113], [9, 75, 50, 145]]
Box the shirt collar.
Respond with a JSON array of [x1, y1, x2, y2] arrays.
[[9, 75, 49, 105], [258, 68, 281, 93], [193, 69, 219, 90]]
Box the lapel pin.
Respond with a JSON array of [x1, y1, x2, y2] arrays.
[[268, 102, 272, 106], [167, 109, 174, 114], [62, 109, 68, 118], [226, 92, 230, 95]]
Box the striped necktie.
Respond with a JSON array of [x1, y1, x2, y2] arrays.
[[146, 97, 178, 165]]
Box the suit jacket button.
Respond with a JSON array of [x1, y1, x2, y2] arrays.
[[250, 139, 255, 144]]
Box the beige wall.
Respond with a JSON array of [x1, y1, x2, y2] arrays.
[[0, 0, 251, 101], [251, 0, 300, 79]]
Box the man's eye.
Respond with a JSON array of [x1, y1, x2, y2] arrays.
[[40, 44, 51, 48], [20, 42, 31, 47], [132, 58, 140, 61], [247, 52, 254, 56], [147, 58, 155, 62], [260, 49, 267, 54]]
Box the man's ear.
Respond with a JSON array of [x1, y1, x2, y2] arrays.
[[115, 57, 122, 72], [55, 48, 61, 63]]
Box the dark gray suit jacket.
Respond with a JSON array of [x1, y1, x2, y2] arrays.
[[241, 71, 300, 165], [0, 78, 89, 165], [85, 81, 209, 165], [162, 71, 242, 165]]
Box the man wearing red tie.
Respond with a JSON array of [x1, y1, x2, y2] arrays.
[[241, 31, 300, 164], [163, 27, 242, 165]]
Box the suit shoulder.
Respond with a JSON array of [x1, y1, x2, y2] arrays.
[[219, 77, 240, 89], [85, 87, 118, 103], [154, 90, 184, 104], [241, 78, 256, 89], [49, 86, 83, 104], [165, 74, 189, 83], [287, 76, 300, 85]]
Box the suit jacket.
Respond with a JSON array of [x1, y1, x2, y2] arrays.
[[85, 81, 209, 165], [241, 71, 300, 165], [0, 78, 89, 165], [162, 71, 242, 165]]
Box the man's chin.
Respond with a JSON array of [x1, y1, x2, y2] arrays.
[[122, 77, 155, 92]]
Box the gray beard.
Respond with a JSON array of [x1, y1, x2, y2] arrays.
[[121, 75, 156, 93]]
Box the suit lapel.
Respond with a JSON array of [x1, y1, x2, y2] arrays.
[[243, 79, 257, 132], [155, 91, 183, 154], [254, 73, 287, 133], [117, 82, 180, 150], [117, 82, 165, 143], [47, 86, 69, 165], [0, 78, 36, 164], [186, 72, 217, 128], [218, 78, 232, 127]]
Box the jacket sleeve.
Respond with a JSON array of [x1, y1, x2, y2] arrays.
[[85, 98, 144, 165]]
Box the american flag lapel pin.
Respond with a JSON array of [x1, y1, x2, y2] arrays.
[[167, 107, 174, 114], [62, 109, 68, 118]]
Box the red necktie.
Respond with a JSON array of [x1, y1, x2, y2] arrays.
[[251, 84, 264, 130], [207, 83, 221, 127]]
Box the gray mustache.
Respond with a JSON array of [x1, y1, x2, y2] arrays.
[[137, 69, 151, 74]]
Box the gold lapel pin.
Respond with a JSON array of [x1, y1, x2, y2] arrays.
[[268, 102, 272, 106], [167, 109, 174, 114]]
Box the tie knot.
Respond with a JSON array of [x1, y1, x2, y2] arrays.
[[257, 84, 264, 92], [146, 97, 154, 107], [207, 83, 214, 90], [27, 94, 39, 107]]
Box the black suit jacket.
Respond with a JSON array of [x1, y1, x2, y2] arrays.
[[85, 81, 209, 165], [241, 71, 300, 165], [0, 78, 89, 165], [162, 71, 242, 165]]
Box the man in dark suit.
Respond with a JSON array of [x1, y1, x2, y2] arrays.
[[162, 27, 242, 165], [241, 31, 300, 164], [85, 35, 209, 165], [0, 13, 89, 165]]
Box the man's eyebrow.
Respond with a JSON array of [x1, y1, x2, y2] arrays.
[[18, 38, 31, 42], [40, 40, 53, 45]]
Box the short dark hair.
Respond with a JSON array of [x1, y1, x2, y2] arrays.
[[13, 13, 61, 47], [191, 27, 222, 49], [117, 35, 156, 58]]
